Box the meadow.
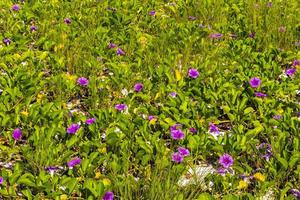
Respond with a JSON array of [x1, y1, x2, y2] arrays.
[[0, 0, 299, 199]]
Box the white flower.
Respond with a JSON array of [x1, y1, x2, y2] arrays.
[[121, 88, 128, 96]]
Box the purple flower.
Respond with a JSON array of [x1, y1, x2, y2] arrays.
[[188, 16, 197, 21], [290, 189, 300, 198], [149, 10, 156, 16], [0, 177, 3, 185], [3, 38, 11, 46], [188, 68, 199, 79], [172, 152, 184, 163], [134, 83, 143, 92], [249, 32, 256, 38], [170, 123, 182, 131], [267, 2, 273, 7], [209, 33, 223, 39], [64, 18, 71, 24], [103, 191, 114, 200], [67, 124, 80, 134], [85, 118, 96, 125], [256, 143, 273, 161], [30, 25, 37, 32], [278, 26, 286, 33], [171, 129, 185, 140], [45, 166, 64, 175], [12, 128, 22, 141], [115, 104, 127, 111], [219, 153, 234, 168], [67, 157, 81, 168], [169, 92, 177, 98], [11, 4, 20, 11], [148, 115, 155, 121], [249, 77, 261, 88], [178, 147, 190, 157], [286, 68, 296, 76], [108, 43, 117, 48], [77, 77, 89, 86], [116, 48, 125, 56], [217, 167, 227, 175], [273, 115, 282, 119], [209, 123, 219, 134], [189, 127, 197, 133], [292, 59, 300, 66], [255, 92, 267, 98]]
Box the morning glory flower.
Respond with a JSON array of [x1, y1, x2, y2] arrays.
[[249, 32, 255, 38], [149, 10, 156, 16], [255, 92, 267, 98], [209, 33, 223, 39], [148, 115, 155, 121], [67, 157, 81, 168], [249, 77, 261, 88], [178, 147, 190, 157], [116, 48, 125, 56], [171, 129, 185, 140], [12, 128, 22, 141], [292, 59, 300, 66], [67, 124, 80, 134], [172, 152, 184, 163], [108, 43, 117, 48], [188, 16, 197, 21], [3, 38, 11, 46], [188, 68, 199, 79], [219, 153, 234, 168], [286, 68, 296, 76], [209, 123, 219, 134], [102, 191, 114, 200], [134, 83, 143, 92], [273, 115, 282, 119], [115, 104, 127, 111], [169, 92, 177, 98], [0, 177, 3, 184], [278, 26, 286, 33], [267, 2, 273, 7], [189, 127, 197, 133], [85, 118, 96, 125], [64, 18, 71, 24], [30, 25, 37, 32], [290, 189, 300, 198], [170, 123, 182, 131], [11, 4, 20, 11], [77, 77, 89, 86]]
